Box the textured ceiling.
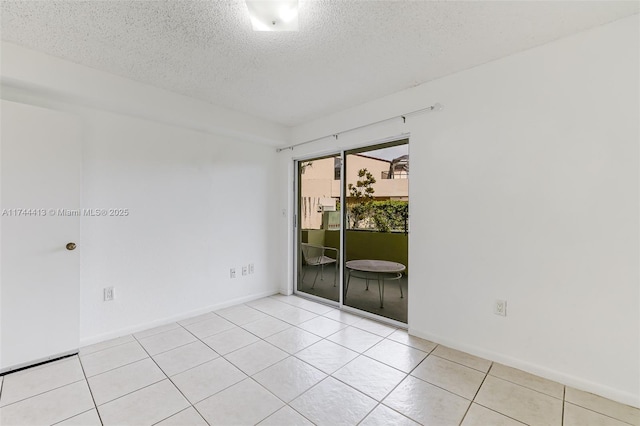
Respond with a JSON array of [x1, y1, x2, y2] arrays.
[[1, 1, 638, 126]]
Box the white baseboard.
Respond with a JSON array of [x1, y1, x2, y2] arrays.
[[79, 289, 279, 347], [408, 328, 640, 409], [278, 286, 293, 296]]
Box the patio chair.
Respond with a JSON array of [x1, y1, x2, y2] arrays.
[[300, 243, 338, 289]]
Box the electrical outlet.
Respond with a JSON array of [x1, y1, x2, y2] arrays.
[[230, 268, 236, 279], [494, 299, 507, 316], [242, 266, 248, 276], [104, 287, 115, 302], [249, 263, 255, 274]]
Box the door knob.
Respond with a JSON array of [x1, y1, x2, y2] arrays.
[[66, 242, 77, 251]]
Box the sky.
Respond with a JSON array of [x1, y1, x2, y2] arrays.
[[364, 144, 408, 161]]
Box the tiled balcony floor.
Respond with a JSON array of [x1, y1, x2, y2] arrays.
[[298, 266, 408, 323], [0, 295, 637, 425]]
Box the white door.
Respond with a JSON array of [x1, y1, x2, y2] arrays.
[[1, 100, 81, 373]]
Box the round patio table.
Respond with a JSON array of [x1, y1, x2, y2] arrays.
[[345, 260, 406, 308]]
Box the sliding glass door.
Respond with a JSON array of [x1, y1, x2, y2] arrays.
[[294, 139, 409, 323], [342, 140, 409, 322], [295, 154, 341, 303]]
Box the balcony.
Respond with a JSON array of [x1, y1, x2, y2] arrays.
[[299, 229, 408, 323]]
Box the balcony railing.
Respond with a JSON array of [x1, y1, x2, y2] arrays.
[[381, 171, 408, 179]]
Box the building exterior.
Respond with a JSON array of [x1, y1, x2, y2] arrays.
[[300, 153, 408, 229]]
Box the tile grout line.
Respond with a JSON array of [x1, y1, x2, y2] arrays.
[[471, 401, 532, 425], [83, 356, 169, 407], [177, 314, 310, 381], [249, 300, 325, 321], [80, 294, 384, 363], [79, 296, 586, 425], [226, 327, 311, 377], [83, 304, 268, 356], [88, 303, 260, 359], [260, 295, 331, 316], [429, 352, 492, 374], [471, 370, 560, 425], [77, 355, 105, 426], [471, 361, 533, 425], [563, 400, 638, 426], [50, 408, 100, 426], [61, 372, 190, 421], [199, 326, 263, 350], [328, 359, 403, 400], [286, 295, 636, 424], [99, 377, 168, 408], [561, 385, 566, 426], [149, 406, 201, 426], [284, 405, 318, 425], [408, 373, 484, 405], [216, 297, 398, 351], [200, 338, 260, 359], [244, 375, 315, 425], [356, 401, 418, 426], [82, 353, 149, 380], [80, 337, 136, 356], [388, 344, 501, 415], [255, 296, 402, 332], [287, 375, 342, 422], [353, 336, 432, 377], [487, 374, 567, 401], [168, 317, 315, 425], [279, 319, 419, 388], [486, 368, 565, 400], [323, 338, 382, 357], [151, 319, 315, 423], [159, 356, 220, 382], [344, 345, 414, 425], [355, 402, 380, 426], [264, 328, 391, 424], [76, 297, 392, 408], [9, 298, 432, 424], [277, 375, 331, 425], [323, 334, 435, 424], [0, 377, 87, 410], [135, 325, 183, 342], [471, 362, 492, 402], [83, 366, 177, 417], [13, 295, 620, 426], [456, 361, 492, 426], [131, 333, 213, 426]]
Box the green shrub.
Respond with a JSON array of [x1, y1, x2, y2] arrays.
[[370, 200, 408, 232]]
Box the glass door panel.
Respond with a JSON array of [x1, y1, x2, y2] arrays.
[[295, 154, 342, 302], [343, 140, 409, 322]]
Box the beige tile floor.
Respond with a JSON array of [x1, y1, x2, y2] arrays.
[[0, 295, 638, 426]]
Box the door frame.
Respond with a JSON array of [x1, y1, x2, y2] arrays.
[[292, 151, 343, 307], [292, 135, 410, 328]]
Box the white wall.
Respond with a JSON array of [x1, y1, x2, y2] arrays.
[[282, 15, 639, 406], [77, 111, 281, 343], [1, 43, 284, 345], [0, 42, 287, 146]]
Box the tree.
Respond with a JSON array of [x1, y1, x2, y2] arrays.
[[348, 168, 376, 228]]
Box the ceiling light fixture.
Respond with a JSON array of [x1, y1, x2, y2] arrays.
[[246, 0, 299, 31]]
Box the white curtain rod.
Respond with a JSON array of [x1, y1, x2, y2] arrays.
[[276, 102, 443, 153]]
